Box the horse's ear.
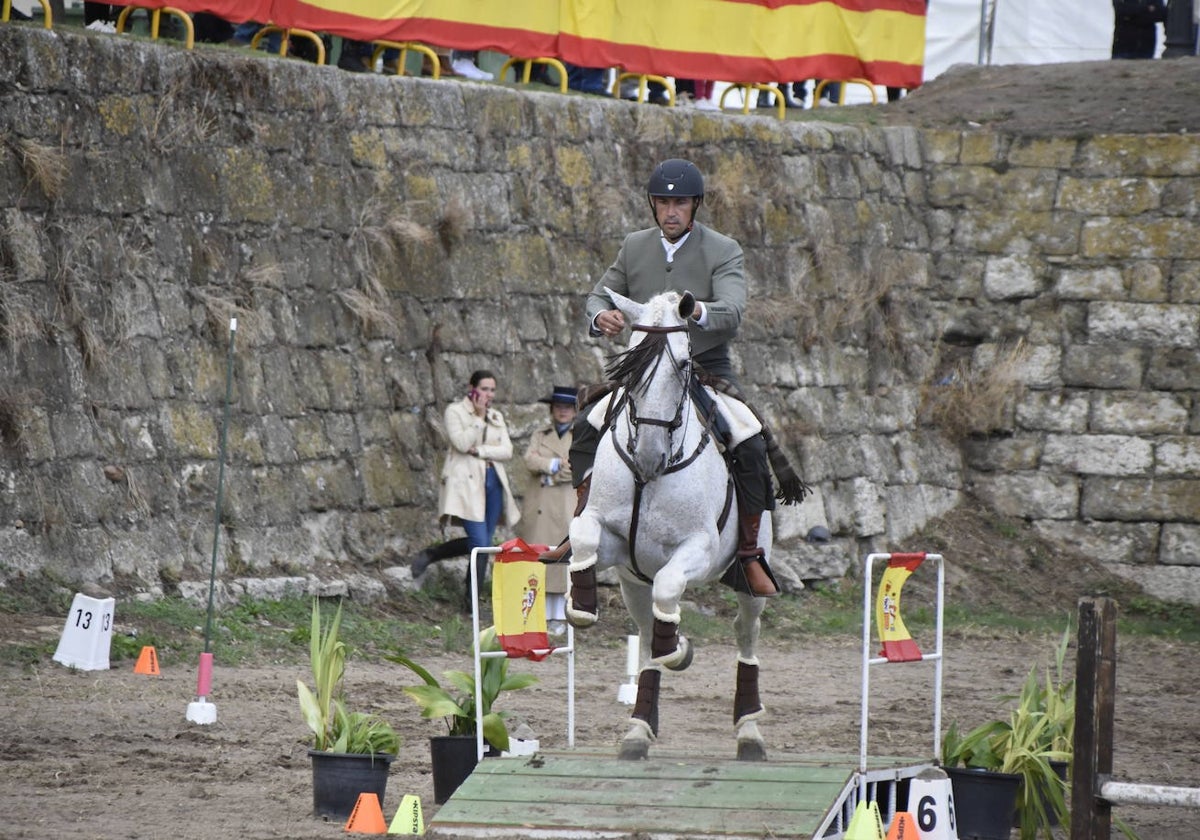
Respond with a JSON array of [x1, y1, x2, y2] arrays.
[[678, 292, 696, 321]]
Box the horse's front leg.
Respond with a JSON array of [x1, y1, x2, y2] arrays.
[[618, 579, 659, 761], [565, 509, 602, 627], [733, 591, 767, 761], [646, 535, 710, 670]]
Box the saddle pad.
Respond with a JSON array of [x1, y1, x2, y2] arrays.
[[588, 387, 762, 448]]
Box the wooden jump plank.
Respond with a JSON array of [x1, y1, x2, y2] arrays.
[[428, 751, 906, 839]]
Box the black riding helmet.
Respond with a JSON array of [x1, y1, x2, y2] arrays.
[[646, 159, 704, 233]]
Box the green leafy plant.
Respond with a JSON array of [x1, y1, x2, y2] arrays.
[[388, 626, 537, 752], [942, 625, 1074, 840], [297, 598, 400, 755]]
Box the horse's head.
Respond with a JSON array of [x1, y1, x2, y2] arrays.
[[602, 289, 697, 481]]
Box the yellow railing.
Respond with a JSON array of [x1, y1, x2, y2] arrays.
[[250, 25, 326, 65], [500, 57, 568, 92], [2, 0, 52, 28], [370, 40, 441, 78], [813, 78, 878, 106], [612, 72, 675, 107], [720, 83, 785, 119], [115, 6, 195, 49]]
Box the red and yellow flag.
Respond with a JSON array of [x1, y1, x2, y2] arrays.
[[139, 1, 925, 88], [491, 539, 553, 660]]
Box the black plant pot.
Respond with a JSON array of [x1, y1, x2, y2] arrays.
[[946, 766, 1022, 840], [308, 749, 393, 820], [430, 735, 484, 804]]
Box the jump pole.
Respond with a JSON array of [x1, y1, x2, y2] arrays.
[[187, 316, 237, 725]]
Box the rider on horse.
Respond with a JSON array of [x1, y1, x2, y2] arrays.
[[544, 158, 800, 615]]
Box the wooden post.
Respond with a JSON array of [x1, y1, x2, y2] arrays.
[[1071, 597, 1117, 840]]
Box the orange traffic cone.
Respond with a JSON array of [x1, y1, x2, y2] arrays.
[[345, 792, 387, 834], [885, 811, 922, 840], [133, 645, 160, 675]]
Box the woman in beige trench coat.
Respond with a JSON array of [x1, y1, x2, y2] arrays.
[[434, 370, 520, 597], [518, 385, 577, 548]]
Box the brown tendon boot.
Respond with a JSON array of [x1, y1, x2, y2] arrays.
[[630, 668, 661, 736], [650, 615, 680, 661], [736, 511, 780, 597], [733, 660, 765, 724], [538, 475, 591, 563]]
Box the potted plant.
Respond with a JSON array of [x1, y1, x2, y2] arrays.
[[297, 598, 401, 820], [388, 626, 537, 803], [941, 626, 1073, 840]]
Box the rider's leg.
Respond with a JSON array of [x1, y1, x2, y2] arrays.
[[731, 433, 781, 597], [543, 403, 600, 619], [409, 537, 470, 577]]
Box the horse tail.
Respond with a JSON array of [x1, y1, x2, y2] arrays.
[[699, 373, 811, 506]]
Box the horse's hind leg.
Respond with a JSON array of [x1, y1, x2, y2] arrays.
[[733, 592, 768, 761]]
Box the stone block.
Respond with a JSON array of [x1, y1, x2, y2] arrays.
[[1088, 301, 1200, 347], [1083, 477, 1200, 521], [1155, 436, 1200, 475], [1161, 523, 1200, 566], [1108, 563, 1200, 606], [1061, 344, 1146, 389], [1042, 433, 1153, 475], [1032, 519, 1159, 565], [1090, 391, 1189, 434], [970, 471, 1080, 519]]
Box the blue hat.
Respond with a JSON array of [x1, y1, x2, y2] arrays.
[[539, 385, 578, 405]]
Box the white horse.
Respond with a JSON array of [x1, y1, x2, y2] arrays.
[[568, 289, 771, 761]]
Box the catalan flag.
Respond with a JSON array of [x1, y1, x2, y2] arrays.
[[140, 1, 925, 88]]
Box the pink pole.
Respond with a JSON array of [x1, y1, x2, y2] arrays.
[[196, 651, 213, 697]]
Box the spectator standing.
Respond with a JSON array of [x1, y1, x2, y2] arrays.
[[429, 370, 520, 605], [518, 385, 577, 547], [1112, 0, 1169, 58]]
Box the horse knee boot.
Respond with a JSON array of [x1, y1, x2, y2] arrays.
[[538, 476, 591, 564], [736, 512, 780, 598]]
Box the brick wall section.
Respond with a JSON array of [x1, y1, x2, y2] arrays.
[[0, 27, 1196, 604]]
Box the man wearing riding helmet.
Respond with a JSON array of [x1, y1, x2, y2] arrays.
[[548, 157, 782, 614]]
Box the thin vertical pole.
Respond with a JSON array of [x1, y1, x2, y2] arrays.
[[202, 317, 237, 654]]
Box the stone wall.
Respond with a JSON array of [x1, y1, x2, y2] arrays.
[[0, 26, 1196, 605]]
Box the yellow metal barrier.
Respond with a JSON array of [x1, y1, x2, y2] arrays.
[[612, 72, 675, 107], [371, 40, 441, 79], [250, 25, 326, 65], [500, 57, 568, 93], [720, 83, 785, 119], [2, 0, 52, 28], [115, 6, 194, 49], [813, 78, 878, 107]]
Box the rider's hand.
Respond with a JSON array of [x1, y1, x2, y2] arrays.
[[597, 309, 625, 338]]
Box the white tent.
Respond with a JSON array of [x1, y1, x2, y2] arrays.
[[925, 0, 1117, 81]]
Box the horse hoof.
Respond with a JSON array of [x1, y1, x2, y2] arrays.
[[565, 605, 597, 628], [618, 740, 649, 761], [653, 636, 693, 671], [737, 739, 767, 762]]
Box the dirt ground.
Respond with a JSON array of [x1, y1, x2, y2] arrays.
[[1, 620, 1196, 839], [4, 57, 1200, 839], [871, 56, 1200, 136]]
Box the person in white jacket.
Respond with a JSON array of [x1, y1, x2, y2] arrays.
[[430, 369, 520, 603]]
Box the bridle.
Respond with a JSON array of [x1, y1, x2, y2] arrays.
[[610, 323, 709, 483]]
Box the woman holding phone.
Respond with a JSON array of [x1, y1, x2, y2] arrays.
[[434, 369, 520, 605]]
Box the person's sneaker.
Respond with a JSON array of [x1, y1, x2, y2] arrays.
[[86, 20, 118, 33], [695, 98, 720, 111], [451, 57, 493, 81]]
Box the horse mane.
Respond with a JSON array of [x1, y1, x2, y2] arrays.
[[604, 331, 670, 394]]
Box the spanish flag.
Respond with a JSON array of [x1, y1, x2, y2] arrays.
[[491, 539, 553, 660], [139, 1, 925, 89]]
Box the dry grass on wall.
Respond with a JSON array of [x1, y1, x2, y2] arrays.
[[920, 339, 1030, 440], [14, 138, 68, 201]]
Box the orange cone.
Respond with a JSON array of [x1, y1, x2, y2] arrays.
[[345, 792, 387, 834], [133, 646, 160, 675], [885, 811, 922, 840]]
